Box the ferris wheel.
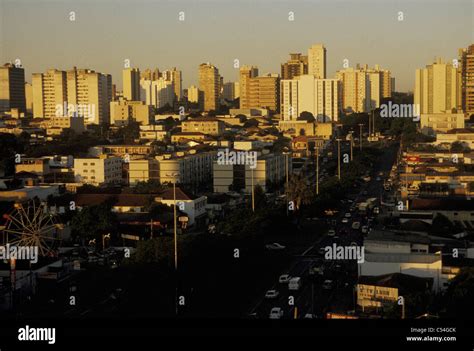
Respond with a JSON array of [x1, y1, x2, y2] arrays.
[[2, 200, 63, 257]]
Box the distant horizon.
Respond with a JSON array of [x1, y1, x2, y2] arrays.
[[1, 0, 472, 93]]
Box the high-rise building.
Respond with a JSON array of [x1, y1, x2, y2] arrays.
[[141, 68, 161, 81], [460, 45, 474, 116], [247, 74, 280, 113], [0, 63, 26, 114], [281, 75, 341, 121], [335, 64, 390, 113], [187, 85, 200, 103], [308, 44, 326, 79], [239, 65, 259, 109], [140, 78, 174, 108], [110, 100, 153, 126], [67, 68, 112, 125], [414, 58, 462, 114], [375, 64, 392, 99], [223, 82, 240, 101], [335, 67, 370, 113], [281, 53, 308, 79], [198, 63, 220, 111], [123, 68, 140, 101], [163, 67, 182, 101], [25, 82, 33, 114], [32, 69, 68, 118]]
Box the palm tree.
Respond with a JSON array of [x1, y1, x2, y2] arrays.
[[286, 173, 313, 211]]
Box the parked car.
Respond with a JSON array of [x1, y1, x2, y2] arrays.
[[344, 212, 352, 218], [361, 225, 369, 234], [351, 221, 361, 230], [322, 280, 334, 290], [279, 274, 291, 284], [265, 243, 286, 250], [265, 290, 279, 299], [288, 277, 302, 291], [269, 307, 284, 319], [342, 218, 349, 224], [328, 229, 336, 236], [309, 263, 325, 276]]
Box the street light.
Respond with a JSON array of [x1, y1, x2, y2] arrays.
[[282, 147, 289, 187], [315, 145, 320, 195], [251, 166, 255, 212], [102, 233, 111, 251], [165, 172, 180, 271], [282, 147, 290, 216], [166, 172, 180, 317], [349, 131, 354, 161], [358, 123, 364, 151]]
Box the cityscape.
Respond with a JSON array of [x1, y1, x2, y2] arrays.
[[0, 0, 473, 346]]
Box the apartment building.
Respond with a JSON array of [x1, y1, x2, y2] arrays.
[[123, 68, 140, 101], [66, 67, 112, 125], [32, 69, 68, 118], [281, 75, 341, 121], [281, 53, 308, 80], [213, 151, 285, 193], [415, 58, 462, 115], [420, 112, 465, 136], [110, 99, 153, 126], [181, 117, 225, 136], [128, 159, 159, 186], [460, 44, 474, 116], [73, 156, 123, 185], [156, 150, 214, 188], [0, 63, 26, 114], [199, 63, 220, 111], [308, 44, 326, 79]]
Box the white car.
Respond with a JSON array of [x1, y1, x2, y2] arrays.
[[269, 307, 284, 319], [328, 229, 336, 237], [279, 274, 291, 284], [265, 242, 286, 250], [342, 218, 349, 224], [265, 290, 279, 299]]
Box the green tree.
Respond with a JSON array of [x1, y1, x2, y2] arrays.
[[450, 141, 466, 153], [444, 268, 474, 318], [243, 118, 259, 128], [71, 202, 118, 246], [133, 179, 165, 194], [286, 173, 313, 211], [297, 111, 315, 122]]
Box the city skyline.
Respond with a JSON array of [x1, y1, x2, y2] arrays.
[[1, 0, 472, 92]]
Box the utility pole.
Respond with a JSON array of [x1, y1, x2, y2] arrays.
[[350, 131, 354, 161], [173, 180, 177, 270], [251, 167, 255, 212], [372, 110, 376, 138], [358, 123, 364, 151], [315, 146, 319, 195], [337, 138, 341, 181]]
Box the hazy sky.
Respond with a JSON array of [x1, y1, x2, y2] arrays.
[[1, 0, 473, 92]]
